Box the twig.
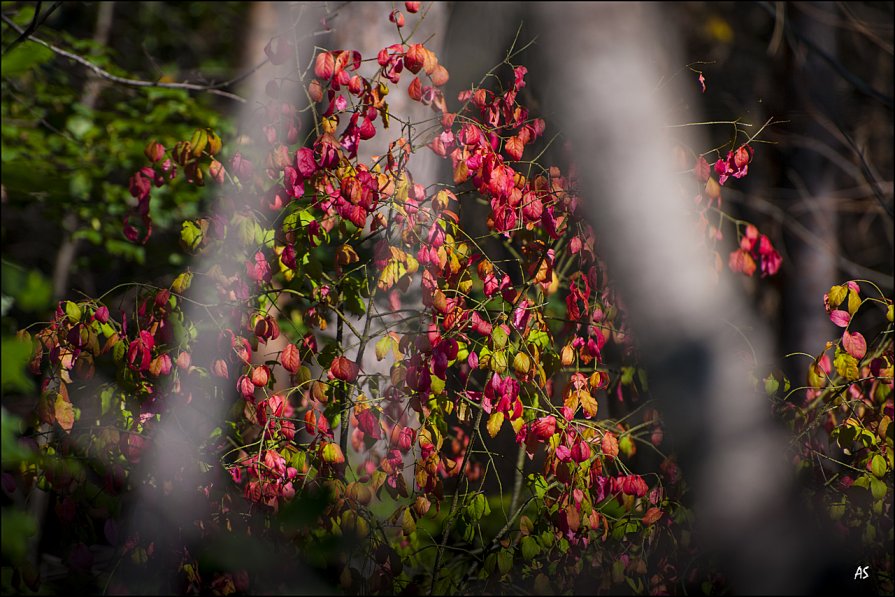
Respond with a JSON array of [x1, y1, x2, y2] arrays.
[[429, 406, 484, 596], [1, 13, 247, 103], [2, 1, 62, 55]]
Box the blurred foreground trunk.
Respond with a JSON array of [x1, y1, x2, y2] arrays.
[[534, 3, 823, 593]]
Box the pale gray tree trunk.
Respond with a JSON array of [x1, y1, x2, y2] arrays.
[[534, 3, 815, 593]]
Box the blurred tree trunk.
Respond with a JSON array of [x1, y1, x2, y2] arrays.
[[50, 2, 115, 300]]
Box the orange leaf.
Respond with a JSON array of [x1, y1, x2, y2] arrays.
[[281, 343, 300, 374], [408, 77, 423, 101], [505, 136, 524, 161], [579, 389, 598, 419], [430, 64, 449, 87], [642, 507, 663, 526]]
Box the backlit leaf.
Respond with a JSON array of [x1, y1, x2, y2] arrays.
[[486, 412, 504, 438], [842, 330, 866, 360]]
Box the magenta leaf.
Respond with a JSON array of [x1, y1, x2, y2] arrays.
[[830, 310, 851, 328]]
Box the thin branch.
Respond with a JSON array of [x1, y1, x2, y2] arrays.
[[2, 1, 62, 55], [1, 13, 247, 103]]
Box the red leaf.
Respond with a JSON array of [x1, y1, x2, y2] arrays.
[[530, 416, 556, 441], [694, 156, 710, 182], [251, 365, 270, 387], [642, 507, 663, 525], [281, 343, 300, 374], [295, 147, 317, 178], [405, 44, 425, 74], [389, 9, 405, 27], [728, 249, 756, 276], [830, 310, 851, 328], [314, 52, 335, 80], [408, 76, 423, 101], [842, 330, 867, 360], [601, 432, 619, 460], [330, 356, 359, 382]]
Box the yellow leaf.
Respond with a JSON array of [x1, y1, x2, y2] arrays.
[[54, 393, 75, 433], [847, 289, 861, 316], [828, 284, 847, 307], [564, 389, 580, 413], [487, 412, 505, 438]]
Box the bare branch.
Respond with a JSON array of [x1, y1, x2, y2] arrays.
[[1, 13, 248, 103], [2, 1, 62, 55]]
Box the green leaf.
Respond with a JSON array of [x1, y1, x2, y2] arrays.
[[1, 508, 37, 562], [374, 335, 394, 361], [100, 386, 114, 417], [466, 493, 488, 521], [401, 507, 416, 535], [70, 171, 92, 199], [521, 535, 540, 561], [1, 337, 34, 394], [833, 348, 859, 381], [1, 408, 32, 465], [1, 267, 53, 312], [66, 115, 94, 140], [180, 220, 205, 251], [497, 548, 513, 575], [763, 373, 779, 396], [528, 474, 549, 499], [64, 300, 82, 322], [829, 500, 846, 521], [870, 477, 887, 500], [871, 454, 886, 479], [490, 350, 507, 373], [527, 329, 550, 349], [112, 339, 126, 363], [1, 43, 53, 77], [491, 326, 509, 350], [484, 553, 497, 575]]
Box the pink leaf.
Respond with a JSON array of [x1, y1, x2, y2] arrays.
[[830, 310, 851, 328], [842, 330, 867, 360]]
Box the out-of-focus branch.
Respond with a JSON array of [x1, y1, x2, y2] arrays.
[[0, 13, 248, 103], [758, 1, 894, 109], [724, 189, 894, 288]]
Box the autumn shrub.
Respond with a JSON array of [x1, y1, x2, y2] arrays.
[[4, 4, 891, 595]]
